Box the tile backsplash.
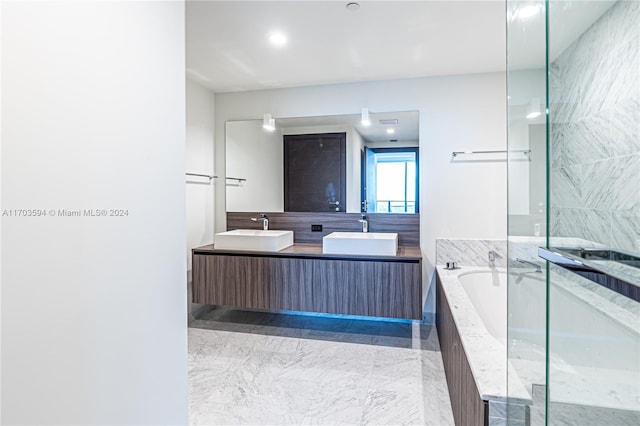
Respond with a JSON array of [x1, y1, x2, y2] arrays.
[[226, 212, 420, 246], [436, 238, 507, 268]]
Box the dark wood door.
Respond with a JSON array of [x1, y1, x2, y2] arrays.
[[284, 133, 346, 212]]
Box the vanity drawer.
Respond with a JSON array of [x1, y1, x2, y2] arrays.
[[192, 253, 421, 320]]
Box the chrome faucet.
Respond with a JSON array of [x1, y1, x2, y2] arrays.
[[251, 213, 269, 230], [358, 214, 368, 233], [488, 250, 502, 266], [515, 258, 542, 273]]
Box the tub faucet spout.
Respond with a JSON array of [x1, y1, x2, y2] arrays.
[[488, 250, 502, 266]]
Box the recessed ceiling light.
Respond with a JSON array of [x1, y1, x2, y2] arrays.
[[386, 128, 395, 135], [346, 2, 360, 11], [269, 32, 287, 47]]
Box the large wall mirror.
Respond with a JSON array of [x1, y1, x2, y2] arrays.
[[226, 111, 419, 214]]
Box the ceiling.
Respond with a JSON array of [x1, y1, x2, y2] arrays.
[[186, 1, 506, 93], [508, 1, 615, 70], [186, 1, 614, 94], [276, 110, 419, 143]]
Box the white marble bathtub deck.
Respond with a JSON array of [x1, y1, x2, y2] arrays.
[[436, 266, 532, 404], [188, 309, 455, 425], [439, 263, 640, 414]]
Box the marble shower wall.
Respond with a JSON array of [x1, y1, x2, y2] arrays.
[[549, 0, 640, 254]]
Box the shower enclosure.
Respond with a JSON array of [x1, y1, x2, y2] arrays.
[[506, 1, 639, 425]]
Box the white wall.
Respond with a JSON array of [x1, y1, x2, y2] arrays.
[[214, 74, 507, 317], [186, 78, 215, 319], [349, 128, 364, 213], [1, 2, 188, 424], [226, 120, 283, 212]]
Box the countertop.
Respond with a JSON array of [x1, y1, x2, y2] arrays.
[[436, 265, 532, 404], [193, 243, 421, 262]]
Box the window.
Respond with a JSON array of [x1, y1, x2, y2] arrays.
[[362, 148, 418, 213]]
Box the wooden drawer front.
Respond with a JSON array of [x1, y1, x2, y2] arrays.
[[436, 273, 487, 426], [268, 257, 315, 312], [310, 259, 421, 319], [193, 254, 422, 320], [193, 254, 270, 309]]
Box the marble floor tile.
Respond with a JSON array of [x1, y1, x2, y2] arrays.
[[305, 375, 369, 424], [361, 389, 423, 426], [189, 308, 455, 425], [192, 400, 307, 426], [299, 416, 360, 426], [250, 377, 320, 417], [191, 318, 258, 335]]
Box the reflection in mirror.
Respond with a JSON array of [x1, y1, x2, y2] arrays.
[[284, 132, 347, 212], [363, 147, 418, 213], [225, 111, 419, 213], [506, 0, 616, 238], [507, 89, 546, 236]]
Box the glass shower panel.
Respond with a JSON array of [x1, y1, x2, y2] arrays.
[[547, 264, 639, 425], [506, 0, 548, 423], [546, 0, 640, 425]]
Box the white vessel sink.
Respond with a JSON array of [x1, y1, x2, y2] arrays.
[[214, 229, 294, 252], [322, 232, 398, 256]]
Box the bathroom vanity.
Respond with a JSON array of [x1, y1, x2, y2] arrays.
[[192, 243, 422, 320]]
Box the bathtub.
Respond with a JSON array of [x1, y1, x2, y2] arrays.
[[436, 267, 527, 404], [457, 270, 507, 343], [436, 264, 640, 424]]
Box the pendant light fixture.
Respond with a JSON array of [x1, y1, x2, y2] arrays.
[[361, 108, 371, 126], [263, 113, 275, 131]]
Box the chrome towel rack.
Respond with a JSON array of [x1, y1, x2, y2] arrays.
[[186, 172, 217, 180], [451, 149, 531, 158], [185, 174, 247, 183], [225, 177, 247, 183]]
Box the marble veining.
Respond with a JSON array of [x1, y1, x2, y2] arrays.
[[550, 266, 640, 335], [550, 165, 582, 209], [488, 400, 526, 421], [550, 0, 640, 255], [546, 401, 640, 426], [438, 262, 640, 423], [436, 266, 531, 404], [188, 308, 454, 425], [436, 238, 507, 268], [508, 236, 609, 264], [550, 208, 613, 248]]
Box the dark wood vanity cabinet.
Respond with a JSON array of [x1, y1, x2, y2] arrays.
[[192, 247, 422, 320]]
